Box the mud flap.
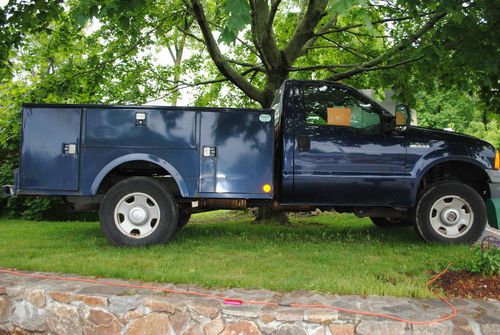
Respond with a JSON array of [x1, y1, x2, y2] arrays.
[[486, 198, 500, 229]]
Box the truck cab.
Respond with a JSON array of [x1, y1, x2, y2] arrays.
[[276, 80, 499, 240], [4, 79, 500, 246]]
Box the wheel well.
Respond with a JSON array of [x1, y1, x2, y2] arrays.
[[418, 161, 490, 200], [97, 161, 181, 197]]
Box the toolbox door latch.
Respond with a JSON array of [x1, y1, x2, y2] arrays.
[[135, 112, 147, 126], [203, 146, 216, 157], [63, 143, 77, 155]]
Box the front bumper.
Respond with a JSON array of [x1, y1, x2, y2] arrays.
[[486, 169, 500, 229]]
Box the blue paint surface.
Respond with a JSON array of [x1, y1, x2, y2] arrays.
[[15, 80, 497, 208], [18, 105, 274, 200]]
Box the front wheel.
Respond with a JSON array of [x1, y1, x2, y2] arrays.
[[414, 182, 486, 244], [99, 177, 178, 246]]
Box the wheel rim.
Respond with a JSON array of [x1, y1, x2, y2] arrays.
[[113, 192, 161, 239], [429, 195, 474, 238]]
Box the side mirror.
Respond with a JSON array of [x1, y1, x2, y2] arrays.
[[395, 104, 411, 130]]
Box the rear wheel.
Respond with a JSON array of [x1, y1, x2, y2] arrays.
[[414, 182, 486, 244], [99, 177, 178, 246], [370, 217, 413, 228]]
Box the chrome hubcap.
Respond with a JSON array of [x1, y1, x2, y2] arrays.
[[129, 206, 148, 225], [114, 192, 160, 239], [429, 195, 473, 238], [441, 208, 459, 225]]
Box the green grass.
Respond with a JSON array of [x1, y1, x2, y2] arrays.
[[0, 211, 472, 298]]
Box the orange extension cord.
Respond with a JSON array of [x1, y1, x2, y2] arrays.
[[0, 265, 456, 325]]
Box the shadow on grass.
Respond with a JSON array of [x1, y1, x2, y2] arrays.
[[1, 214, 424, 249], [172, 220, 423, 246]]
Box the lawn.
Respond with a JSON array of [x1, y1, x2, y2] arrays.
[[0, 211, 472, 298]]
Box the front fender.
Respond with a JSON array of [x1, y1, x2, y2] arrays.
[[90, 153, 189, 197], [409, 156, 488, 205]]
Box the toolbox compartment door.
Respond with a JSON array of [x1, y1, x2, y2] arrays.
[[19, 107, 81, 191], [199, 110, 274, 195]]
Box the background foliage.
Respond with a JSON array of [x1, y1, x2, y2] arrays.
[[0, 0, 498, 219]]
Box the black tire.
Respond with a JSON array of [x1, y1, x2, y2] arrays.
[[177, 212, 191, 230], [370, 217, 413, 228], [99, 177, 178, 246], [414, 182, 486, 244]]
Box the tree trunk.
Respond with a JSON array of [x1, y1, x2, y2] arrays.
[[254, 207, 289, 224], [171, 52, 182, 106], [254, 76, 290, 224], [168, 19, 192, 106]]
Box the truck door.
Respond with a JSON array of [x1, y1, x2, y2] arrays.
[[292, 83, 407, 206], [19, 107, 81, 191]]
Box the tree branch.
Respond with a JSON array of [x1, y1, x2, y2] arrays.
[[206, 19, 260, 57], [163, 77, 230, 88], [268, 0, 283, 26], [189, 0, 263, 103], [344, 30, 392, 39], [290, 64, 359, 71], [330, 12, 446, 81], [319, 35, 371, 60], [249, 0, 282, 72], [283, 0, 329, 65], [315, 12, 438, 36], [147, 66, 262, 104], [329, 56, 424, 79], [166, 46, 176, 61], [159, 68, 261, 89], [300, 12, 338, 57], [224, 58, 265, 72], [179, 26, 206, 44]]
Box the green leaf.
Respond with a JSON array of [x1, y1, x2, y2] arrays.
[[219, 27, 237, 44], [97, 6, 108, 19], [219, 0, 251, 44], [328, 0, 356, 15], [89, 5, 99, 18], [118, 16, 130, 29], [364, 13, 373, 31], [129, 0, 146, 10], [73, 13, 88, 28]]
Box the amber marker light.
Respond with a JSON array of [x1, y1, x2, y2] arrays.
[[495, 150, 500, 170], [262, 184, 272, 193]]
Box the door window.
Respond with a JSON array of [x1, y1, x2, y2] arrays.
[[304, 84, 381, 133]]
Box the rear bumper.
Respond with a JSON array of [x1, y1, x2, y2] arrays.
[[2, 185, 15, 197], [2, 169, 18, 197], [486, 169, 500, 229]]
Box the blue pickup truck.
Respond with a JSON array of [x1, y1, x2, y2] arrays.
[[4, 80, 500, 246]]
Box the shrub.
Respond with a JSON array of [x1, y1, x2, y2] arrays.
[[468, 247, 500, 276]]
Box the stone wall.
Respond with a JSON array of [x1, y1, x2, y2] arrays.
[[0, 271, 498, 335]]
